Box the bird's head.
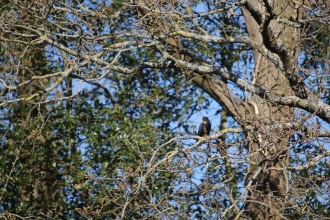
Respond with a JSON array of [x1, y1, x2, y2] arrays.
[[202, 117, 209, 122]]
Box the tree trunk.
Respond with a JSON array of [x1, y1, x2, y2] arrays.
[[241, 0, 299, 219]]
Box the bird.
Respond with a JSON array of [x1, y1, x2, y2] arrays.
[[197, 117, 211, 137]]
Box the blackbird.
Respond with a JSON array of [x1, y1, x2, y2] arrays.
[[197, 117, 211, 137]]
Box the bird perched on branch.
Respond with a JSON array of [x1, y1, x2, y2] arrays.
[[198, 117, 211, 137]]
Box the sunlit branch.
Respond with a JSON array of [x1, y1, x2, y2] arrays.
[[158, 49, 330, 123], [169, 29, 294, 81]]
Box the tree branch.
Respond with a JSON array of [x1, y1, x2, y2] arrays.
[[159, 49, 330, 123]]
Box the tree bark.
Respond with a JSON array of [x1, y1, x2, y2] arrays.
[[241, 1, 299, 219]]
